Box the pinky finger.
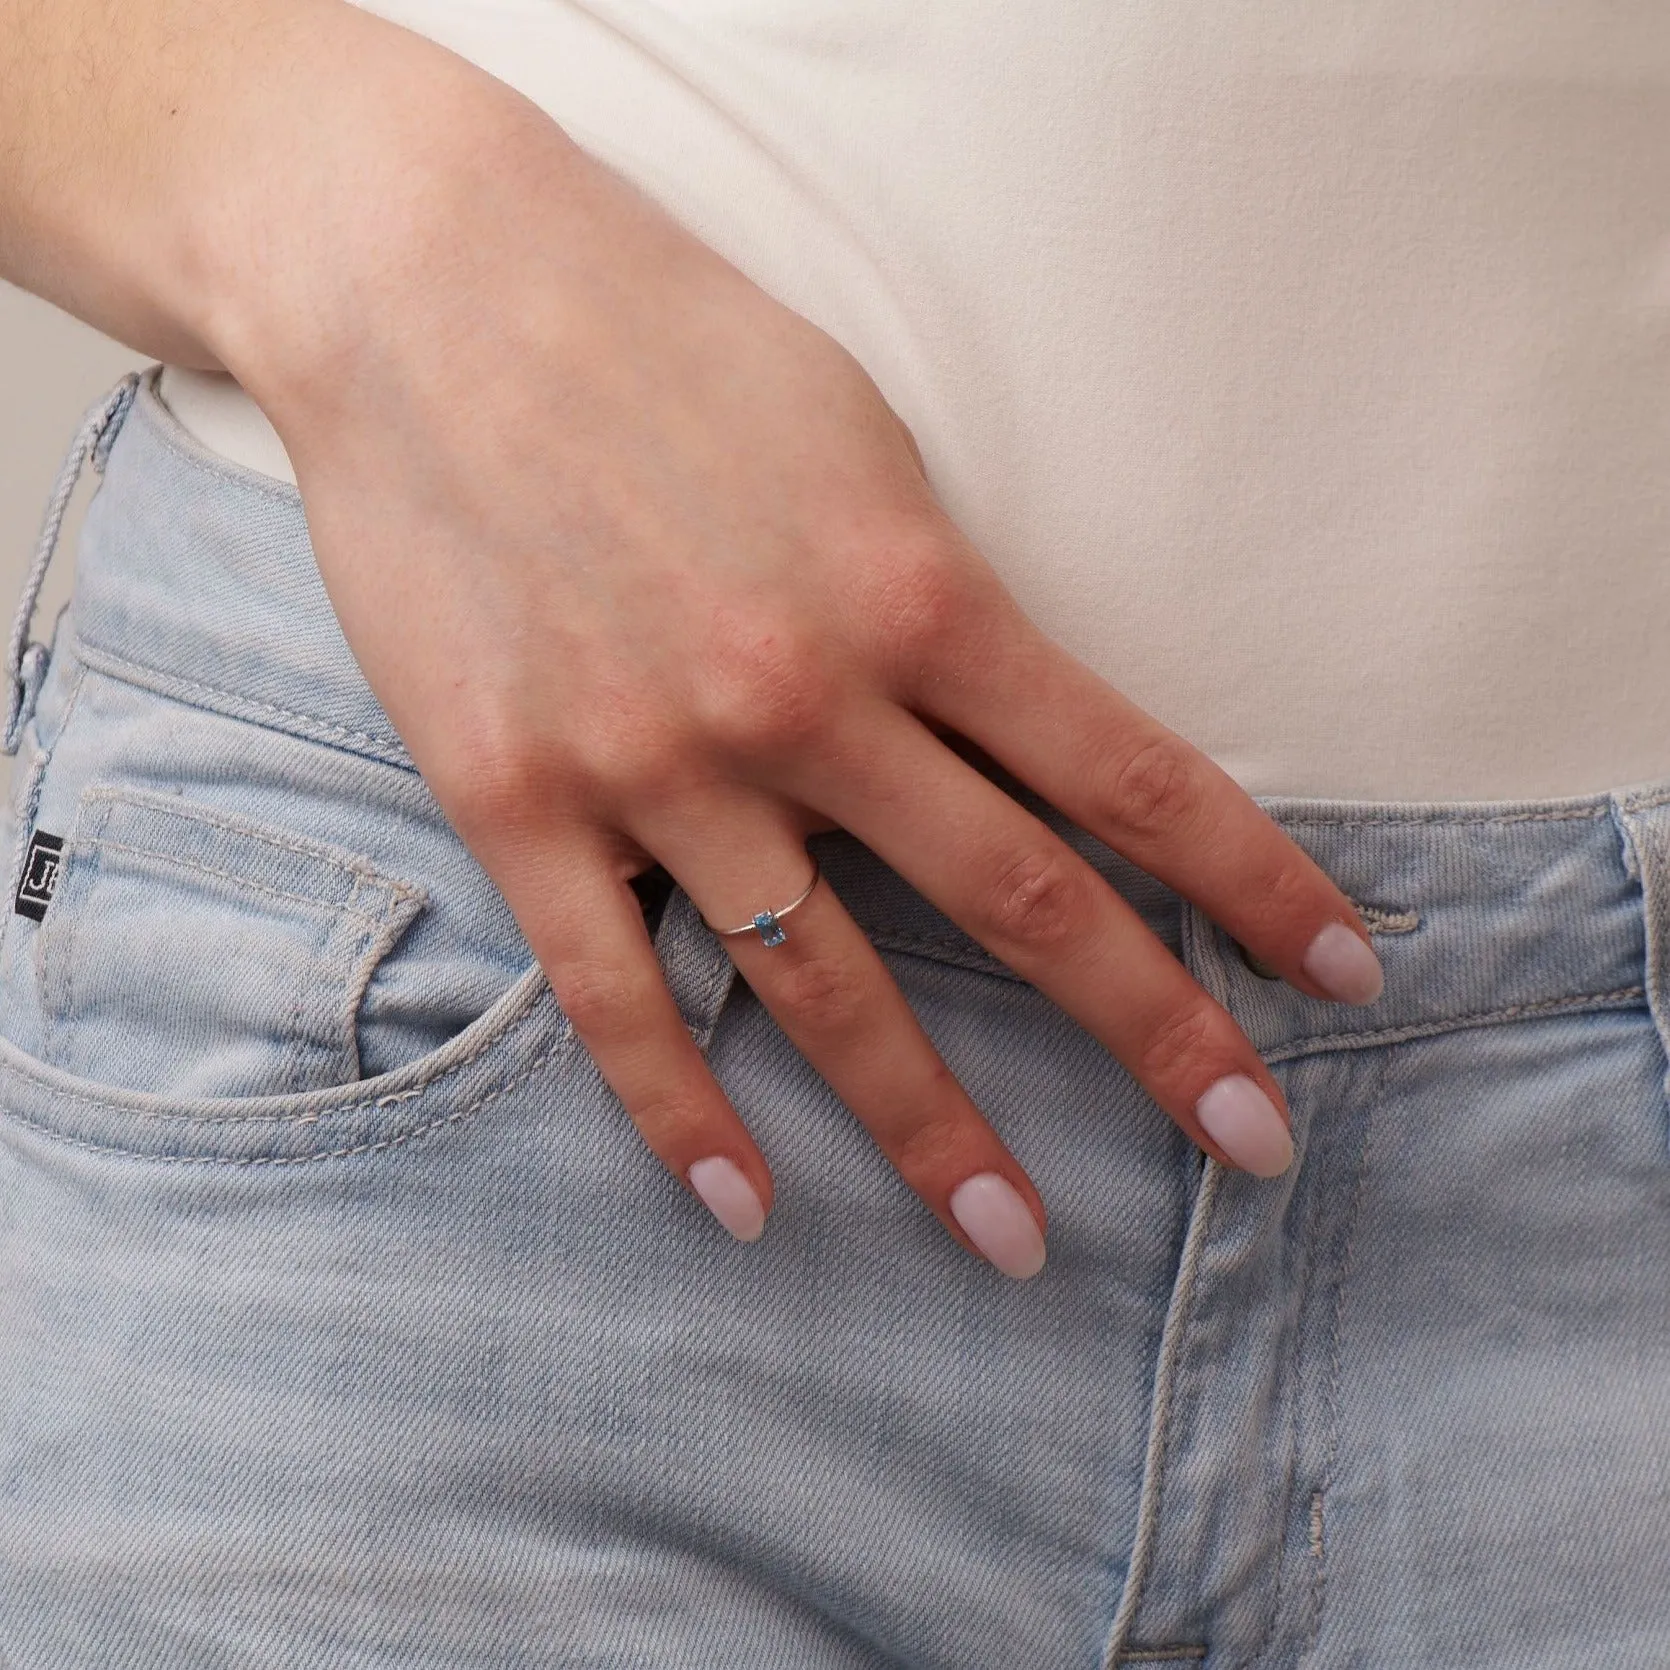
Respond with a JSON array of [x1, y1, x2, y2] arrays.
[[520, 854, 774, 1242]]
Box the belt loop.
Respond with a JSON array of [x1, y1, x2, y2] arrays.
[[654, 888, 740, 1054], [1612, 785, 1670, 1099], [4, 369, 142, 755]]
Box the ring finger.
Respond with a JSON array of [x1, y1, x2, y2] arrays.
[[650, 809, 1050, 1280]]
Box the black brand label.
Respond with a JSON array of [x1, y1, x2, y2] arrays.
[[13, 831, 64, 921]]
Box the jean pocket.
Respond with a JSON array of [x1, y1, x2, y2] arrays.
[[33, 785, 424, 1098]]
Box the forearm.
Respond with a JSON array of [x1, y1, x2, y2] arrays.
[[0, 0, 568, 391]]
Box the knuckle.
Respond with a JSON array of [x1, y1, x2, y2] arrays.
[[978, 847, 1096, 954], [1262, 851, 1321, 917], [768, 951, 873, 1038], [696, 619, 837, 759], [1231, 850, 1324, 951], [891, 1106, 974, 1180], [627, 1087, 716, 1156], [550, 958, 654, 1041], [1135, 998, 1220, 1089], [1248, 852, 1317, 930], [446, 730, 562, 835], [868, 537, 976, 660], [437, 685, 684, 830], [1105, 735, 1205, 839]]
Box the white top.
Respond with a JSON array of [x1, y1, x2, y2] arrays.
[[160, 0, 1670, 802]]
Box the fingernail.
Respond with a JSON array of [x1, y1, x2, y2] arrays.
[[1195, 1074, 1294, 1177], [949, 1173, 1047, 1280], [687, 1156, 766, 1243], [1302, 920, 1384, 1006]]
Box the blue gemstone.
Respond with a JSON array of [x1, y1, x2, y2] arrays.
[[754, 910, 787, 947]]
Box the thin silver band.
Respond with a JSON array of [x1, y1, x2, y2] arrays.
[[701, 858, 822, 946]]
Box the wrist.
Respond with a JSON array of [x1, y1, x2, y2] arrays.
[[174, 8, 569, 414]]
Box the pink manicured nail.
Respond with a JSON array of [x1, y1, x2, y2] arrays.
[[949, 1173, 1047, 1280], [1303, 920, 1384, 1006], [687, 1156, 766, 1243], [1195, 1074, 1294, 1177]]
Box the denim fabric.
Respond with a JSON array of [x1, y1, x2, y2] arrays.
[[2, 367, 1669, 1669]]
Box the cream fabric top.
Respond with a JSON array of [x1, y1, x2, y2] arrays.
[[160, 0, 1670, 801]]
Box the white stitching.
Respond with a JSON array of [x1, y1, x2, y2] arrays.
[[75, 838, 405, 925], [1274, 806, 1609, 827], [80, 784, 421, 889], [73, 639, 411, 765], [1354, 905, 1419, 934], [1263, 985, 1645, 1063], [1300, 1053, 1382, 1662], [0, 1030, 575, 1166], [1101, 1161, 1225, 1669], [131, 371, 306, 507], [0, 973, 557, 1125]]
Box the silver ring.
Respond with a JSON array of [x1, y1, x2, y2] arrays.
[[701, 858, 821, 947]]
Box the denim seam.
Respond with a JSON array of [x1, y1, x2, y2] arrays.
[[131, 374, 305, 508], [6, 375, 137, 753], [300, 870, 378, 1090], [1618, 785, 1670, 814], [1297, 1055, 1383, 1666], [1261, 985, 1645, 1062], [26, 656, 92, 807], [69, 787, 429, 1085], [339, 881, 426, 1083], [24, 655, 91, 834], [1102, 1160, 1226, 1669], [1614, 798, 1670, 1119], [80, 784, 424, 887], [0, 978, 565, 1125], [0, 1027, 573, 1165], [72, 638, 413, 767], [282, 892, 319, 1094], [1273, 806, 1609, 827], [76, 837, 412, 926], [1241, 1058, 1346, 1670], [41, 807, 420, 1093]]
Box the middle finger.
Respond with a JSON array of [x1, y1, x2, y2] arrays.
[[797, 706, 1298, 1177]]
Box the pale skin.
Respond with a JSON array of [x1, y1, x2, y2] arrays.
[[1, 0, 1383, 1277]]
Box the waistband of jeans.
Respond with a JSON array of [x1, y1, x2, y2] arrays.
[[54, 366, 1670, 1063]]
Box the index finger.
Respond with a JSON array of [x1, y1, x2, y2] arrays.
[[904, 607, 1384, 1008]]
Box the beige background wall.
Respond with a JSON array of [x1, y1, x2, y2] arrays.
[[0, 281, 145, 800]]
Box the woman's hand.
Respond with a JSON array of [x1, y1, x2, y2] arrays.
[[201, 37, 1383, 1278]]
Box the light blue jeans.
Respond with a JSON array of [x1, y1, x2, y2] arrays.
[[4, 368, 1670, 1669]]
